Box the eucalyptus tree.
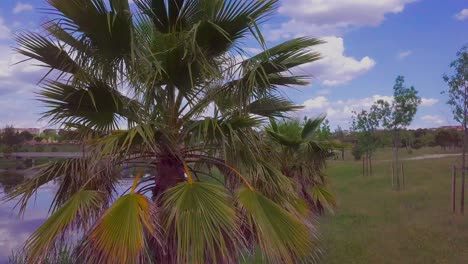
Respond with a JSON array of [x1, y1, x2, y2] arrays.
[[373, 76, 421, 189], [443, 45, 468, 213], [351, 109, 379, 176], [6, 0, 326, 263]]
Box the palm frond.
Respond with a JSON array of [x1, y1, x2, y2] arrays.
[[81, 192, 159, 264], [5, 158, 118, 215], [162, 182, 243, 263], [24, 190, 104, 263], [15, 32, 80, 75], [47, 0, 133, 61], [38, 80, 140, 131], [302, 117, 325, 141], [309, 185, 336, 214], [247, 96, 303, 117], [195, 0, 278, 56], [237, 188, 314, 263]]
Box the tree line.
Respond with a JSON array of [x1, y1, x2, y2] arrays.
[[0, 126, 81, 151]]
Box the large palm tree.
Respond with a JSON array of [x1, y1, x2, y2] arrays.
[[7, 0, 325, 263]]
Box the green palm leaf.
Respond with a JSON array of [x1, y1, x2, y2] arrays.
[[237, 188, 313, 263], [247, 96, 303, 117], [15, 32, 80, 74], [24, 190, 104, 263], [162, 182, 243, 263], [309, 185, 337, 214], [81, 192, 159, 264], [302, 117, 325, 141]]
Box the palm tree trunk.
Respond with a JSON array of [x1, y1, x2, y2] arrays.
[[153, 156, 185, 199]]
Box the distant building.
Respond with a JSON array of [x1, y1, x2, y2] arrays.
[[438, 126, 464, 131], [0, 128, 40, 135]]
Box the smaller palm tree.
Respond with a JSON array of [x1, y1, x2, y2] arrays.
[[266, 117, 337, 214]]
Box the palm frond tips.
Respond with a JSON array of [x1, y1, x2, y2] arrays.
[[15, 32, 80, 74], [162, 182, 243, 263], [248, 96, 303, 117]]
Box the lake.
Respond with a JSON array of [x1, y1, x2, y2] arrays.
[[0, 171, 132, 263]]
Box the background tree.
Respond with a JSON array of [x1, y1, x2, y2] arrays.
[[318, 118, 331, 140], [352, 109, 379, 175], [334, 125, 346, 160], [373, 76, 421, 189], [42, 129, 59, 142], [19, 131, 34, 142], [7, 0, 327, 263], [1, 126, 23, 150], [443, 44, 468, 213], [58, 129, 80, 142], [435, 130, 452, 150]]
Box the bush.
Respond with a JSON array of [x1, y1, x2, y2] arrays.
[[34, 145, 45, 152], [351, 145, 363, 161], [9, 243, 75, 264]]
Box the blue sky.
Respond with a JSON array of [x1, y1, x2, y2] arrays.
[[0, 0, 466, 130]]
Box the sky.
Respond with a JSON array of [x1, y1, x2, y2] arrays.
[[0, 0, 466, 130]]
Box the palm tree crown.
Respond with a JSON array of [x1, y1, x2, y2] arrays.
[[7, 0, 329, 263]]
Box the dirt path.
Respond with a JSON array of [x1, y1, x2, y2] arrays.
[[380, 153, 462, 162], [403, 153, 462, 160]]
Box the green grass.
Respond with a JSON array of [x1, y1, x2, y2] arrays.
[[321, 152, 468, 263]]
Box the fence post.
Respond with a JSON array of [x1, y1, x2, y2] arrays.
[[363, 157, 365, 176], [401, 163, 405, 190], [452, 166, 457, 214]]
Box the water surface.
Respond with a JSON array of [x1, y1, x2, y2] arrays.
[[0, 171, 132, 263]]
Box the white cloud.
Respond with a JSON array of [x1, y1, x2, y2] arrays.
[[421, 115, 445, 125], [0, 18, 10, 40], [266, 1, 419, 85], [297, 94, 439, 128], [455, 9, 468, 21], [317, 89, 331, 95], [0, 45, 47, 127], [299, 36, 375, 86], [273, 0, 417, 38], [13, 3, 34, 14], [397, 50, 412, 60], [303, 96, 330, 110], [420, 98, 438, 107]]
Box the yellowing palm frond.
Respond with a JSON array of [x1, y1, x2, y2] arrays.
[[24, 190, 104, 263], [81, 193, 159, 264]]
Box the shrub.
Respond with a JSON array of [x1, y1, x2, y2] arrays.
[[352, 145, 363, 161], [34, 145, 45, 152]]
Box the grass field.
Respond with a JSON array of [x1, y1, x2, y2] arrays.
[[321, 150, 468, 263]]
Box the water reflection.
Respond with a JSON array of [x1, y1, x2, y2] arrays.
[[0, 171, 133, 263], [0, 172, 54, 263], [0, 171, 25, 194]]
